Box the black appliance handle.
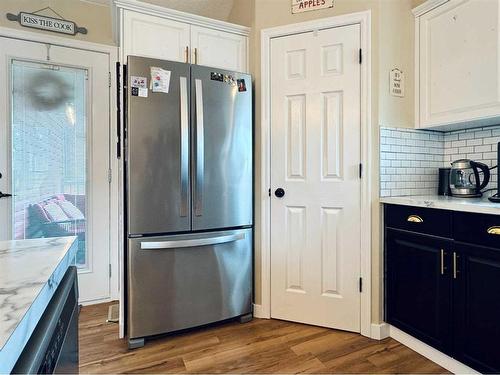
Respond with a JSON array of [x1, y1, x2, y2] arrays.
[[471, 160, 491, 191]]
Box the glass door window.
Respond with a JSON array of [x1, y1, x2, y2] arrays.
[[11, 60, 88, 268]]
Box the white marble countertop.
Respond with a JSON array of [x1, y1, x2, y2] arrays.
[[380, 195, 500, 215], [0, 236, 77, 374]]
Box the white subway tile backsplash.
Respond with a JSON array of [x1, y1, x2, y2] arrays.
[[452, 140, 466, 148], [380, 127, 443, 197], [475, 145, 492, 153], [474, 129, 492, 138], [484, 136, 500, 145], [380, 125, 500, 197], [459, 132, 475, 140], [466, 138, 482, 146]]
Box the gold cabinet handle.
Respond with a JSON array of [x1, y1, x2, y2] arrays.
[[440, 249, 446, 275], [487, 226, 500, 235], [407, 215, 423, 223], [194, 47, 198, 64], [185, 46, 189, 63], [453, 252, 459, 279]]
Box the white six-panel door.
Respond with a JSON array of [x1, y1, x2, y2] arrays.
[[270, 24, 362, 332]]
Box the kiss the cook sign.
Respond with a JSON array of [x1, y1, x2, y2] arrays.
[[6, 10, 87, 35], [292, 0, 334, 14]]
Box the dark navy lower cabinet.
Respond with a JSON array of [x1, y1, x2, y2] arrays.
[[386, 229, 453, 354], [453, 242, 500, 373], [385, 204, 500, 374]]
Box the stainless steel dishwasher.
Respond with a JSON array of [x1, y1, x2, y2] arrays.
[[12, 266, 79, 374]]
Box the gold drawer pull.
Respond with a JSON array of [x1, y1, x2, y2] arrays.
[[407, 215, 423, 223], [487, 226, 500, 235]]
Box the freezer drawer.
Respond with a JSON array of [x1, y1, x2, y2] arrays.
[[127, 228, 252, 340]]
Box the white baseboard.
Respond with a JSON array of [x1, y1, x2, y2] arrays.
[[389, 325, 479, 374], [371, 322, 390, 340], [253, 303, 270, 318], [79, 297, 116, 306]]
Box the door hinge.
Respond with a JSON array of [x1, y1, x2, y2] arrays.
[[108, 168, 112, 183], [359, 163, 363, 179], [359, 48, 362, 64], [108, 72, 112, 87], [109, 264, 112, 278], [359, 277, 363, 292], [268, 188, 271, 197]]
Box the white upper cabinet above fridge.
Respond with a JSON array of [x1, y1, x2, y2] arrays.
[[190, 26, 247, 72], [115, 0, 249, 72], [122, 11, 190, 62], [414, 0, 500, 130]]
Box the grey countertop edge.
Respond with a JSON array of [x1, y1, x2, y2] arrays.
[[0, 239, 78, 374], [380, 195, 500, 215]]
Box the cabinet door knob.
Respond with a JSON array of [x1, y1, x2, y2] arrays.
[[487, 226, 500, 235], [407, 215, 423, 223]]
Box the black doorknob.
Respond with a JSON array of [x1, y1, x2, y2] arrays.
[[274, 188, 285, 198]]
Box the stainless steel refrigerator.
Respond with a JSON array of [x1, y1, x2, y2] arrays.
[[125, 56, 253, 348]]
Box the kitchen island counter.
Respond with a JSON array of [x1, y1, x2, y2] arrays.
[[0, 236, 77, 374]]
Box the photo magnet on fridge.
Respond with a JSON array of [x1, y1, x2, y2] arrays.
[[237, 79, 247, 92], [131, 76, 147, 88]]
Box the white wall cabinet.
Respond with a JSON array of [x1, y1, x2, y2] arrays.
[[190, 26, 247, 72], [122, 11, 190, 62], [414, 0, 500, 130], [116, 0, 249, 72]]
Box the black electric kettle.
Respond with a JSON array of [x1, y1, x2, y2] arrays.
[[449, 159, 490, 197]]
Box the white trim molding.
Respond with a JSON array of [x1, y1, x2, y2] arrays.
[[371, 323, 390, 340], [390, 325, 479, 374], [0, 26, 116, 54], [412, 0, 449, 16], [113, 0, 250, 36], [253, 304, 266, 319], [259, 10, 373, 338]]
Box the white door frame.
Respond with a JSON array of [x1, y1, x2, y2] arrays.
[[259, 10, 372, 338], [0, 26, 120, 303]]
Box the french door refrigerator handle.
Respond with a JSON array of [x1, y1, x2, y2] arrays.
[[179, 76, 189, 217], [194, 78, 204, 217], [140, 232, 245, 249]]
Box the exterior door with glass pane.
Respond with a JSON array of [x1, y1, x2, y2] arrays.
[[0, 37, 111, 302]]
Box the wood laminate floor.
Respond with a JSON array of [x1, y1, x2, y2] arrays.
[[79, 302, 448, 374]]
